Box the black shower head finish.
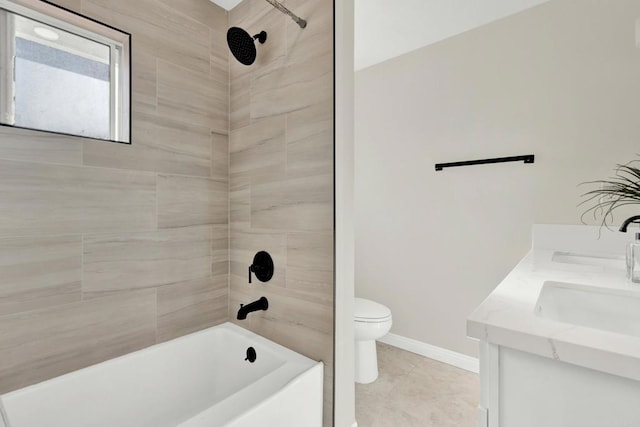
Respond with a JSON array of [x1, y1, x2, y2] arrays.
[[227, 27, 267, 66]]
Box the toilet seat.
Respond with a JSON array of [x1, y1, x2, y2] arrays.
[[354, 298, 392, 323]]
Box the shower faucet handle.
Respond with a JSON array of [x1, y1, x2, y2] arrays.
[[248, 251, 274, 284]]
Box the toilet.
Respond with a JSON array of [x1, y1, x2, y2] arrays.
[[354, 297, 393, 384]]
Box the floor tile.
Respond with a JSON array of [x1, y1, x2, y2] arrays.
[[356, 342, 479, 427]]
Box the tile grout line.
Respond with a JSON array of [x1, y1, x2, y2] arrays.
[[80, 233, 85, 301], [154, 172, 159, 231], [155, 57, 159, 111], [154, 287, 159, 344]]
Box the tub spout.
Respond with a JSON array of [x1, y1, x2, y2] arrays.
[[237, 297, 269, 320]]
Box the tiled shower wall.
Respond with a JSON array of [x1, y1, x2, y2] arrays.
[[0, 0, 230, 393], [228, 0, 334, 425]]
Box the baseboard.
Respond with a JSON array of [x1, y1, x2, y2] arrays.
[[378, 333, 479, 374]]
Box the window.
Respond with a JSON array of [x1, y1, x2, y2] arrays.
[[0, 0, 130, 143]]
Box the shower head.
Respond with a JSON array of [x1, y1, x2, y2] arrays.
[[227, 27, 267, 66]]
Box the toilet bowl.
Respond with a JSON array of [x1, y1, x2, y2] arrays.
[[354, 297, 392, 384]]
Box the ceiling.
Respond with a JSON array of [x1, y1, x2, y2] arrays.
[[211, 0, 242, 11], [211, 0, 551, 71]]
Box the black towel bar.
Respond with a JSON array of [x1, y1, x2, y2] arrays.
[[435, 154, 535, 172]]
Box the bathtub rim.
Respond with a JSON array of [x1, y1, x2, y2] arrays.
[[221, 361, 324, 427], [178, 360, 324, 426], [1, 321, 321, 427], [1, 321, 317, 401]]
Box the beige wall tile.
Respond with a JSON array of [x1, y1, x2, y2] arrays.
[[250, 172, 333, 231], [0, 0, 230, 397], [50, 0, 81, 12], [2, 0, 331, 419], [157, 175, 228, 228], [229, 115, 286, 177], [0, 126, 82, 166], [285, 0, 333, 64], [0, 236, 81, 316], [0, 289, 156, 393], [230, 175, 251, 230], [83, 226, 212, 293], [82, 0, 211, 74], [211, 132, 229, 181], [212, 224, 229, 285], [157, 277, 227, 343], [229, 1, 334, 424], [286, 0, 333, 46], [250, 21, 333, 119], [286, 232, 333, 306], [125, 114, 210, 177], [0, 159, 156, 237], [210, 28, 229, 83], [84, 112, 212, 177], [157, 0, 227, 31], [131, 50, 157, 114], [230, 74, 251, 130], [251, 62, 332, 120], [286, 100, 333, 173], [157, 60, 228, 132]]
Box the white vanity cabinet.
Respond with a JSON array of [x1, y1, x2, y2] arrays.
[[477, 341, 640, 427], [469, 225, 640, 427]]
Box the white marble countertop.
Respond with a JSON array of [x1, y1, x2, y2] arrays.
[[467, 224, 640, 381]]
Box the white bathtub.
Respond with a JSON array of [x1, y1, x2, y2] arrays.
[[0, 322, 323, 427]]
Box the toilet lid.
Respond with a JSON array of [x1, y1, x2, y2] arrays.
[[354, 298, 392, 322]]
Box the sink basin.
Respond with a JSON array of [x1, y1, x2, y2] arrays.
[[551, 251, 626, 270], [535, 281, 640, 337]]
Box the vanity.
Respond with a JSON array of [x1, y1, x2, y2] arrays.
[[468, 224, 640, 427]]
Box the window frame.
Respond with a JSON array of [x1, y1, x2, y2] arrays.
[[0, 0, 131, 143]]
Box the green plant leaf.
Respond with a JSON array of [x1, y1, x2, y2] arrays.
[[579, 157, 640, 230]]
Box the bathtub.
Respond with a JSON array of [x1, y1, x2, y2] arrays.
[[0, 322, 323, 427]]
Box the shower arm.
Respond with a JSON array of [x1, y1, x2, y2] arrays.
[[263, 0, 307, 28]]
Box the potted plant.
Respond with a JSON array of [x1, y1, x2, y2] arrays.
[[580, 158, 640, 229]]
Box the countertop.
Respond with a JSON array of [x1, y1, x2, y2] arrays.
[[467, 224, 640, 381]]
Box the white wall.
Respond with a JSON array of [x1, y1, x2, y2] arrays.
[[355, 0, 640, 357], [354, 0, 550, 70]]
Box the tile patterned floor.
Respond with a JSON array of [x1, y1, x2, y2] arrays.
[[355, 342, 480, 427]]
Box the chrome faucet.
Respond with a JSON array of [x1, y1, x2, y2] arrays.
[[237, 297, 269, 320]]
